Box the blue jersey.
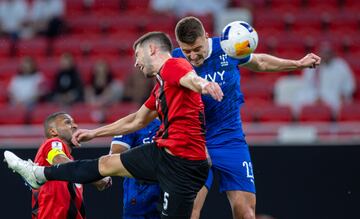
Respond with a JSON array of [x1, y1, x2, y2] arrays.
[[112, 119, 161, 217], [172, 37, 252, 147]]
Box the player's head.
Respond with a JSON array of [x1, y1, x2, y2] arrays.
[[133, 31, 173, 78], [175, 16, 209, 67], [44, 112, 78, 147]]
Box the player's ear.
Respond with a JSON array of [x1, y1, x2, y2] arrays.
[[205, 32, 209, 39], [149, 43, 156, 56], [48, 128, 58, 137]]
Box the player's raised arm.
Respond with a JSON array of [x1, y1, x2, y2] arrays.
[[71, 105, 158, 146], [244, 53, 321, 72], [179, 70, 224, 101]]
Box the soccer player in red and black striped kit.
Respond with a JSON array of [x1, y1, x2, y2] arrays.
[[4, 31, 223, 219], [31, 112, 111, 219]]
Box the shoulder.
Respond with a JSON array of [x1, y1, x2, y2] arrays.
[[172, 48, 185, 58], [163, 58, 191, 70], [41, 138, 69, 155]]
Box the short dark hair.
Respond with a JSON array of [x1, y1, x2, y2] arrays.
[[44, 112, 68, 138], [133, 31, 173, 52], [175, 16, 205, 44]]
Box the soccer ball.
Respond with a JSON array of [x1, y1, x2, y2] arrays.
[[220, 21, 258, 59]]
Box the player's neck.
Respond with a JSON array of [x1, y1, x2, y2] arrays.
[[156, 53, 172, 71]]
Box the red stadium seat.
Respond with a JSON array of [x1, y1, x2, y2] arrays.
[[66, 15, 103, 34], [89, 37, 121, 56], [338, 103, 360, 121], [105, 102, 139, 123], [0, 105, 27, 124], [0, 81, 8, 103], [299, 104, 333, 122], [69, 103, 104, 124], [53, 35, 100, 57], [65, 0, 87, 15], [0, 58, 20, 82], [110, 58, 135, 80], [0, 38, 11, 58], [17, 38, 48, 57], [257, 104, 293, 122], [92, 0, 121, 12], [29, 103, 64, 124], [125, 0, 150, 12], [241, 78, 273, 101]]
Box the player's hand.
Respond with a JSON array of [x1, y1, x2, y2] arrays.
[[93, 177, 112, 191], [299, 53, 321, 69], [202, 82, 224, 102], [71, 129, 96, 147]]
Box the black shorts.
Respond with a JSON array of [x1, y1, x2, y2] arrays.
[[120, 143, 209, 219]]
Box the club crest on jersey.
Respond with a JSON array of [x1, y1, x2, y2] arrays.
[[219, 54, 228, 67], [51, 141, 63, 150]]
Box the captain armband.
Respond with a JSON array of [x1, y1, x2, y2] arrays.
[[46, 148, 67, 164]]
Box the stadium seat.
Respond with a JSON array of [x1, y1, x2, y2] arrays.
[[0, 81, 8, 104], [241, 78, 273, 101], [0, 58, 19, 82], [53, 35, 100, 57], [66, 15, 103, 34], [338, 103, 360, 121], [69, 103, 105, 124], [16, 38, 48, 57], [0, 38, 11, 58], [65, 0, 87, 15], [240, 105, 256, 123], [105, 102, 139, 123], [89, 37, 123, 56], [110, 58, 135, 80], [125, 0, 150, 12], [299, 104, 333, 122], [0, 105, 27, 124], [257, 104, 293, 122], [28, 103, 64, 124], [92, 0, 121, 12]]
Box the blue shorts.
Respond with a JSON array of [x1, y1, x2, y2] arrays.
[[205, 145, 256, 193]]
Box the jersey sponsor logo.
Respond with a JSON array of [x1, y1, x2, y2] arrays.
[[205, 70, 226, 86], [219, 54, 228, 67], [51, 141, 63, 150]]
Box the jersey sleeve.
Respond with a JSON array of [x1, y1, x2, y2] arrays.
[[43, 140, 69, 165], [144, 85, 158, 110], [237, 53, 253, 66], [161, 58, 194, 86], [111, 133, 135, 149]]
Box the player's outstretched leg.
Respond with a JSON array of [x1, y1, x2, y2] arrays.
[[4, 150, 132, 189], [4, 150, 43, 189]]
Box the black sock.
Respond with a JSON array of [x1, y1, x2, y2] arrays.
[[44, 159, 103, 184]]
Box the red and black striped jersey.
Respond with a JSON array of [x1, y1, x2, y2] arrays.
[[32, 138, 85, 219], [145, 58, 206, 160]]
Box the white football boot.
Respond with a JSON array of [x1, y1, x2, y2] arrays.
[[4, 150, 44, 189]]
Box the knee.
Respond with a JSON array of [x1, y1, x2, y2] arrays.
[[98, 155, 111, 175], [233, 205, 255, 219], [242, 208, 255, 219]]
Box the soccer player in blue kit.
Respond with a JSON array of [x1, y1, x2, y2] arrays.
[[110, 119, 161, 219], [172, 16, 321, 219]]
